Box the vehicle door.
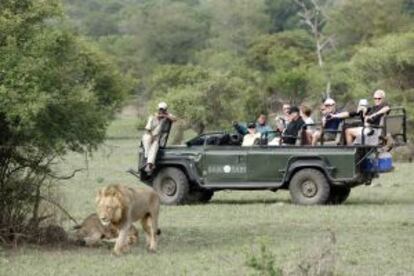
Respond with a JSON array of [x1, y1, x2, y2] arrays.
[[202, 145, 248, 184], [247, 146, 287, 183]]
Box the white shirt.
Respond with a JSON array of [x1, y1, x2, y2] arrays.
[[242, 132, 261, 146], [304, 117, 314, 125]]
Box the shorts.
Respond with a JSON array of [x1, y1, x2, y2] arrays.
[[323, 132, 337, 141]]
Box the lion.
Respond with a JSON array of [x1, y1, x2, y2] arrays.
[[96, 184, 160, 255], [74, 213, 139, 246]]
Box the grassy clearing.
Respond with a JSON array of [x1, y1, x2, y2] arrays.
[[1, 116, 414, 276]]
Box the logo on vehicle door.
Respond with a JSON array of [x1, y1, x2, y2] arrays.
[[207, 165, 246, 174]]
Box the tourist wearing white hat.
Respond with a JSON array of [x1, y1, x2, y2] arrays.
[[142, 102, 177, 173], [329, 90, 390, 145], [311, 98, 342, 146]]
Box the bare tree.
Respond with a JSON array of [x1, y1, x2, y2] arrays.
[[294, 0, 335, 97]]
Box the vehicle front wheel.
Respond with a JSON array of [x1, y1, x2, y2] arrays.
[[289, 169, 330, 205], [328, 186, 351, 204], [153, 167, 189, 205]]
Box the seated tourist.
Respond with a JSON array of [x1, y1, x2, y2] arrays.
[[281, 106, 305, 145], [234, 114, 274, 140], [273, 103, 291, 132], [300, 104, 314, 145], [311, 98, 342, 146], [241, 122, 261, 146], [329, 90, 391, 145]]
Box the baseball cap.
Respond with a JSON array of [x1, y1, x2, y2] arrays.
[[158, 102, 168, 110], [288, 106, 300, 114], [324, 98, 336, 106]]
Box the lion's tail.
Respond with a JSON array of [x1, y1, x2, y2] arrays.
[[157, 229, 161, 235]]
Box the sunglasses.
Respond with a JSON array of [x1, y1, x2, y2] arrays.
[[324, 104, 334, 107], [374, 97, 383, 100]]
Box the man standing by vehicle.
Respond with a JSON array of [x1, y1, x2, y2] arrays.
[[142, 102, 177, 173]]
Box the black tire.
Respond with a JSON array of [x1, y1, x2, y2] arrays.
[[289, 169, 331, 205], [328, 186, 351, 204], [153, 167, 189, 205], [186, 189, 214, 204]]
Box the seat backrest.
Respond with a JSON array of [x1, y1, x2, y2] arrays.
[[385, 115, 405, 138], [322, 120, 344, 146], [295, 128, 303, 146], [334, 121, 344, 145], [158, 119, 172, 148]]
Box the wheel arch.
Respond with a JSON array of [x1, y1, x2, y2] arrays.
[[155, 160, 202, 188], [282, 157, 332, 188]]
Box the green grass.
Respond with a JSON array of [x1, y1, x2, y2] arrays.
[[1, 116, 414, 276]]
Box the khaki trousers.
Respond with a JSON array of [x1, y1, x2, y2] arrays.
[[142, 133, 160, 165]]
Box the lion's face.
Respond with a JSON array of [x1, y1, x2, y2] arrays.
[[96, 193, 123, 226]]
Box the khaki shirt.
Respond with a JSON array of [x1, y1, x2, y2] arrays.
[[145, 113, 174, 137]]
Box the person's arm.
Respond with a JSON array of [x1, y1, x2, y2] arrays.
[[366, 105, 391, 119], [165, 112, 177, 122], [158, 112, 177, 122], [233, 121, 248, 135], [331, 111, 350, 119], [145, 116, 153, 131]]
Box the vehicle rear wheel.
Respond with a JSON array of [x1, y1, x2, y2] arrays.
[[186, 189, 214, 204], [289, 169, 330, 205], [153, 167, 189, 205], [328, 186, 351, 204]]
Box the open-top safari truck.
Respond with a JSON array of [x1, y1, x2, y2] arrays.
[[130, 107, 407, 205]]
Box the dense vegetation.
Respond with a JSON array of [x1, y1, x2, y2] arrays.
[[64, 0, 414, 135], [0, 0, 129, 243]]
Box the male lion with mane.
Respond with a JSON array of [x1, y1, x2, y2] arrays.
[[96, 184, 160, 255]]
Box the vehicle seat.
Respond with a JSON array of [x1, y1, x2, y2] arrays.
[[384, 108, 407, 144], [321, 121, 344, 146]]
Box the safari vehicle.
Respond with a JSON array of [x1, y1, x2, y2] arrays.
[[130, 107, 407, 206]]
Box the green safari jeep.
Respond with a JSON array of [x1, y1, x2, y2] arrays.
[[130, 123, 384, 206]]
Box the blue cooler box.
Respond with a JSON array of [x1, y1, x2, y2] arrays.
[[362, 154, 378, 173], [378, 152, 393, 172]]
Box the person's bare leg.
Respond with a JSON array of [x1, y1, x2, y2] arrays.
[[312, 131, 321, 146], [345, 127, 360, 145]]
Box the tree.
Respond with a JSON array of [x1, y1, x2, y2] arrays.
[[247, 30, 315, 104], [325, 0, 412, 49], [0, 0, 128, 243], [294, 0, 335, 97]]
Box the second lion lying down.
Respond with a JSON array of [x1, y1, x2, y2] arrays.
[[74, 213, 138, 246], [96, 184, 161, 255]]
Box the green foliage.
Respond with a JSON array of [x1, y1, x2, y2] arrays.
[[0, 1, 128, 153], [150, 65, 255, 132], [0, 0, 129, 243], [325, 0, 412, 49], [59, 0, 414, 134], [351, 32, 414, 119]]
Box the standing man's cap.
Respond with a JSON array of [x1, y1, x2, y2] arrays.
[[158, 102, 168, 110], [288, 106, 300, 114], [324, 98, 336, 106]]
